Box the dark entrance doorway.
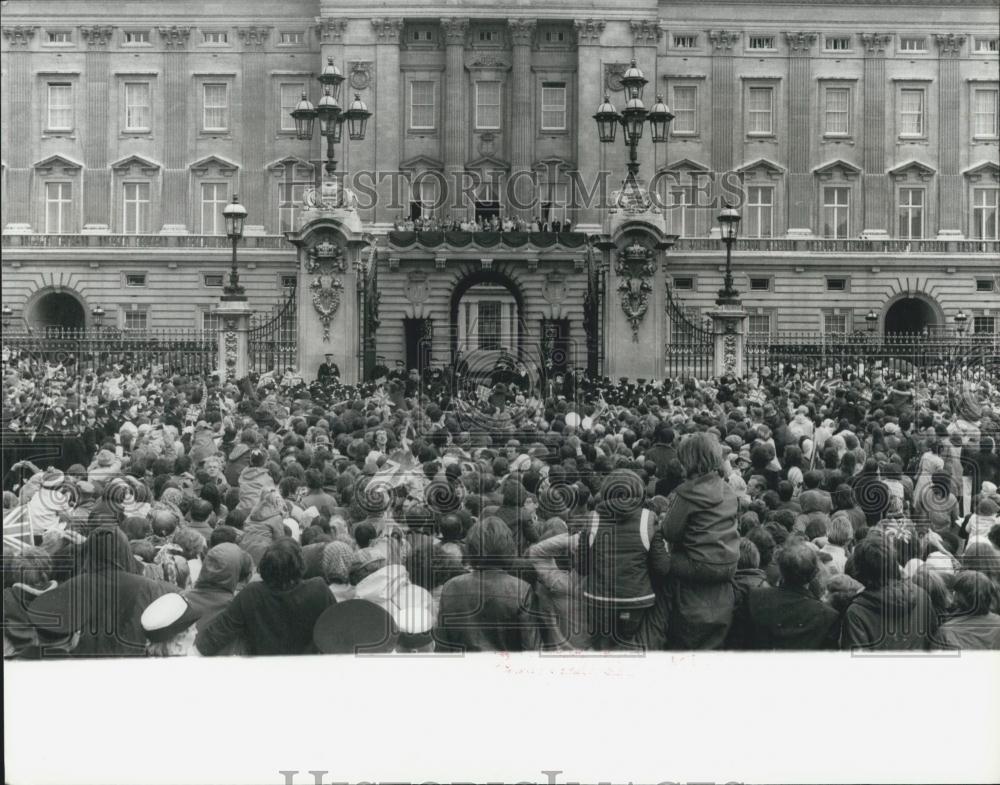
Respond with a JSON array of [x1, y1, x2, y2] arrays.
[[26, 291, 86, 331], [884, 297, 939, 335], [403, 317, 433, 373]]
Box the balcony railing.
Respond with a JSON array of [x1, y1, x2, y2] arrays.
[[1, 234, 292, 249], [669, 237, 999, 254]]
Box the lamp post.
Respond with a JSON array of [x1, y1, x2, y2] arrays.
[[222, 195, 248, 299], [2, 304, 12, 329], [716, 206, 742, 305], [90, 305, 105, 329], [955, 309, 968, 337], [290, 56, 371, 182], [592, 60, 673, 182]]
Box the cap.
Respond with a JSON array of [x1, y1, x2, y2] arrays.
[[313, 599, 399, 654], [40, 468, 65, 490], [141, 593, 200, 643]]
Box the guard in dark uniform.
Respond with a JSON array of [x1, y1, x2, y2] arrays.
[[317, 353, 340, 381]]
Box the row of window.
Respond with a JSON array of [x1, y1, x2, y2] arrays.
[[673, 276, 996, 294], [734, 311, 999, 336], [44, 29, 307, 46]]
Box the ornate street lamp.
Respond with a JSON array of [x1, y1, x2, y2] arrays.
[[90, 305, 105, 329], [344, 93, 371, 141], [222, 195, 248, 298], [865, 309, 878, 333], [2, 304, 13, 329], [592, 59, 670, 180], [955, 309, 968, 336], [716, 205, 742, 305]]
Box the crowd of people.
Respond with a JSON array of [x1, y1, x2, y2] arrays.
[[392, 212, 574, 234], [3, 340, 1000, 657]]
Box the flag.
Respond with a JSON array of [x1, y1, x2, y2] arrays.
[[2, 505, 33, 553]]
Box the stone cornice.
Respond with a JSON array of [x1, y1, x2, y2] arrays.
[[784, 31, 818, 53], [708, 30, 741, 51], [157, 26, 191, 49], [630, 20, 662, 46], [236, 26, 271, 48], [315, 18, 347, 44], [2, 26, 37, 47], [860, 33, 892, 56], [507, 18, 536, 47], [80, 25, 114, 48], [574, 19, 604, 45], [934, 33, 967, 57], [371, 18, 403, 44], [440, 17, 469, 46]]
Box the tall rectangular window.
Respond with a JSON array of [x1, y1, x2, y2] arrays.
[[973, 88, 999, 138], [824, 87, 850, 135], [203, 83, 229, 131], [822, 186, 850, 238], [747, 87, 773, 135], [539, 180, 568, 223], [673, 186, 704, 238], [47, 83, 73, 131], [672, 86, 697, 134], [278, 182, 306, 233], [541, 83, 567, 130], [279, 83, 304, 132], [124, 82, 151, 131], [972, 188, 999, 240], [475, 81, 501, 129], [123, 182, 151, 234], [745, 186, 773, 238], [201, 182, 229, 235], [478, 301, 502, 350], [899, 89, 924, 137], [897, 188, 924, 239], [45, 182, 73, 233], [409, 81, 435, 130]]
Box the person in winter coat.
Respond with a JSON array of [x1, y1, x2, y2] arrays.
[[651, 434, 739, 649], [524, 517, 587, 650], [182, 542, 244, 630], [3, 547, 61, 658], [188, 421, 219, 466], [224, 432, 257, 488], [26, 527, 178, 656], [937, 570, 1000, 650], [724, 538, 770, 649], [240, 489, 289, 566], [195, 538, 333, 656], [841, 533, 940, 650], [743, 538, 841, 650], [236, 449, 276, 512], [576, 469, 657, 649]]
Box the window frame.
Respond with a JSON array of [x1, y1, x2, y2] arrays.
[[748, 276, 772, 292], [201, 309, 224, 332], [671, 84, 699, 136], [744, 185, 774, 239], [897, 86, 926, 139], [45, 30, 73, 45], [200, 181, 231, 235], [972, 86, 999, 140], [121, 309, 149, 331], [823, 85, 851, 138], [202, 82, 230, 133], [123, 81, 152, 133], [203, 273, 225, 288], [822, 310, 849, 335], [201, 31, 229, 45], [898, 35, 928, 53], [971, 187, 999, 241], [896, 186, 925, 240], [823, 36, 852, 52], [122, 181, 152, 235], [408, 80, 437, 132], [973, 315, 997, 335], [673, 34, 698, 50], [122, 30, 151, 46], [123, 272, 148, 288], [973, 36, 999, 54], [540, 82, 567, 131], [278, 82, 306, 133], [975, 278, 995, 293], [745, 84, 775, 137], [822, 186, 851, 239], [747, 34, 776, 51], [748, 310, 774, 336], [46, 82, 74, 132], [475, 80, 502, 130], [44, 180, 74, 234], [278, 31, 305, 46], [671, 276, 695, 291], [825, 276, 850, 293]]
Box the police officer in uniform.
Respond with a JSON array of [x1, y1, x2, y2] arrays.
[[317, 353, 340, 382]]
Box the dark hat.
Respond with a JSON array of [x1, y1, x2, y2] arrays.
[[141, 594, 200, 643], [313, 599, 399, 654]]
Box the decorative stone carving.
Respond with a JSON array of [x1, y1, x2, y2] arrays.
[[615, 241, 656, 342], [574, 19, 604, 44], [157, 26, 191, 48], [80, 25, 114, 47], [604, 63, 629, 93], [723, 332, 738, 376], [302, 180, 359, 212], [542, 272, 568, 305], [370, 18, 403, 43], [440, 17, 469, 46], [934, 33, 966, 56], [405, 271, 430, 304], [306, 239, 348, 342], [224, 318, 238, 375], [315, 18, 347, 44], [350, 61, 372, 90], [708, 30, 741, 51], [630, 20, 662, 45], [2, 26, 38, 46], [784, 31, 818, 52], [859, 33, 892, 55], [507, 18, 536, 47], [469, 54, 510, 69], [237, 26, 271, 48]]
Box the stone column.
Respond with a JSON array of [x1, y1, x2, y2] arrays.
[[785, 32, 817, 235], [371, 18, 404, 227], [935, 33, 966, 238], [441, 16, 469, 207], [708, 31, 740, 175], [707, 304, 750, 378], [573, 19, 605, 230], [217, 298, 253, 382], [158, 26, 192, 233], [1, 26, 36, 232], [236, 27, 271, 235], [80, 25, 114, 233], [860, 33, 891, 238], [508, 18, 536, 219]]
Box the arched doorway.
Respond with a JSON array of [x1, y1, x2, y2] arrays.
[[449, 269, 529, 384], [883, 296, 940, 335], [25, 290, 87, 331]]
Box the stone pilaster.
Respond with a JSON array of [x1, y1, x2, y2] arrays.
[[707, 304, 749, 378], [785, 32, 817, 234], [158, 26, 192, 233], [237, 27, 271, 233], [936, 33, 967, 237], [708, 31, 740, 174], [217, 299, 253, 381], [1, 27, 36, 230], [860, 33, 891, 237], [441, 17, 469, 184], [80, 25, 114, 232], [371, 18, 403, 225], [573, 19, 605, 229], [508, 18, 536, 219]]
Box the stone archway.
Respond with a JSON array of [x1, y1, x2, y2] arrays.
[[883, 293, 943, 335], [449, 268, 529, 383], [24, 288, 87, 331]]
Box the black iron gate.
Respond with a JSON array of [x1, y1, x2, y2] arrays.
[[664, 283, 715, 379], [248, 285, 297, 374], [358, 238, 380, 381], [583, 242, 606, 378]]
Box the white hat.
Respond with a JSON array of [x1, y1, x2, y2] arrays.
[[141, 594, 199, 642]]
